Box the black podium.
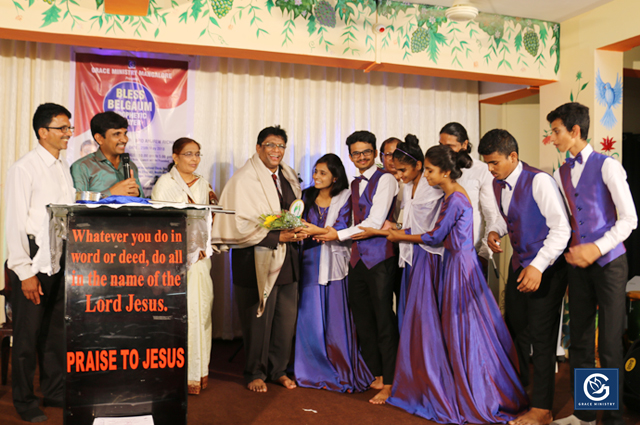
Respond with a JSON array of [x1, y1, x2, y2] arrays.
[[46, 204, 218, 425]]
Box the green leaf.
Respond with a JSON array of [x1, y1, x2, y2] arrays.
[[199, 28, 206, 37], [154, 27, 160, 38], [190, 0, 205, 21], [179, 11, 187, 23], [29, 0, 35, 6], [40, 4, 62, 28], [210, 16, 220, 28], [266, 0, 274, 13], [515, 32, 522, 52], [171, 0, 179, 7], [95, 0, 103, 7], [307, 15, 316, 36], [570, 91, 574, 102], [13, 1, 24, 11], [581, 82, 588, 91]]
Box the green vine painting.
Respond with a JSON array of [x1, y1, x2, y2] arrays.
[[11, 0, 560, 75]]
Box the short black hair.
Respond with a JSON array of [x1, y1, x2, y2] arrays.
[[346, 130, 376, 153], [380, 137, 401, 154], [440, 122, 472, 154], [32, 103, 71, 139], [91, 111, 128, 140], [257, 125, 288, 146], [546, 102, 590, 141], [478, 129, 519, 157]]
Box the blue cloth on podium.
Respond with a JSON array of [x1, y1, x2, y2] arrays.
[[77, 195, 150, 204]]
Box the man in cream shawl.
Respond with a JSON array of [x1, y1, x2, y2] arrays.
[[212, 126, 303, 393]]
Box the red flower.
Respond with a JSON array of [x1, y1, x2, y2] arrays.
[[542, 135, 552, 145], [601, 136, 616, 153]]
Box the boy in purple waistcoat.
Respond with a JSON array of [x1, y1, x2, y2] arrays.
[[479, 129, 571, 425], [548, 103, 637, 425], [316, 130, 399, 404]]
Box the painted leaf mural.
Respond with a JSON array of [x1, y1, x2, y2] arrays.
[[7, 0, 560, 80]]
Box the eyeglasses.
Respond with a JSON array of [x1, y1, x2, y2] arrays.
[[350, 149, 374, 158], [179, 152, 203, 158], [381, 151, 395, 157], [263, 142, 286, 150], [45, 126, 75, 133]]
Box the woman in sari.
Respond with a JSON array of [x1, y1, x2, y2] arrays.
[[151, 137, 217, 395]]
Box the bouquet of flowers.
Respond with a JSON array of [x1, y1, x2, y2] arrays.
[[259, 210, 304, 230]]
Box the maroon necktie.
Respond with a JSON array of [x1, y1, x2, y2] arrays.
[[272, 173, 283, 206]]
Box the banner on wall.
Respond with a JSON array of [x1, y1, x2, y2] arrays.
[[69, 51, 195, 196]]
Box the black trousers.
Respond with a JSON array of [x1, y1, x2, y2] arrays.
[[234, 282, 298, 384], [348, 257, 398, 385], [9, 238, 65, 414], [505, 256, 567, 410], [568, 254, 627, 425]]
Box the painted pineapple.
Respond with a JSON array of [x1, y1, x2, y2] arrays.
[[211, 0, 234, 18], [410, 27, 429, 53], [314, 0, 336, 28], [523, 29, 539, 56]]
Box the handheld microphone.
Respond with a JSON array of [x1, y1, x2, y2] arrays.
[[122, 153, 131, 180]]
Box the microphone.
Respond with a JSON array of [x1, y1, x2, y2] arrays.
[[122, 153, 131, 180]]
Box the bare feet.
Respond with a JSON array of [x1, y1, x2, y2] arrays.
[[370, 376, 384, 390], [509, 408, 553, 425], [247, 379, 267, 392], [277, 375, 297, 389], [369, 384, 392, 404]]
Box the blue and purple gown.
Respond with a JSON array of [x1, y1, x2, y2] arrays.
[[388, 178, 461, 423], [294, 192, 373, 392], [423, 191, 528, 424]]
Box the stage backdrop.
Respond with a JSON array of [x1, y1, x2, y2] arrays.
[[68, 50, 195, 196]]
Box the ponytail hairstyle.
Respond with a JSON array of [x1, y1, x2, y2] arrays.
[[424, 145, 472, 181], [392, 134, 424, 170], [439, 122, 473, 156], [303, 153, 349, 213], [168, 137, 201, 171]]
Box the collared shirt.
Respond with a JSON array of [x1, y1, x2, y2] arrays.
[[489, 161, 571, 273], [458, 159, 500, 259], [553, 143, 638, 256], [337, 165, 399, 241], [70, 148, 143, 197], [6, 144, 76, 280]]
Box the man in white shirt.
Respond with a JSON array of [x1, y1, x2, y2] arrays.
[[548, 103, 637, 425], [479, 129, 571, 425], [317, 130, 399, 404], [5, 103, 76, 422]]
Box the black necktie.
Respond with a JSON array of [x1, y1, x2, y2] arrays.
[[272, 173, 283, 206]]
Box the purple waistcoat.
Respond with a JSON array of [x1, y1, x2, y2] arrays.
[[493, 162, 551, 271], [350, 168, 396, 269], [559, 151, 625, 267]]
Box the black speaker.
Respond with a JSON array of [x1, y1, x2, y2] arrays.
[[624, 339, 640, 411]]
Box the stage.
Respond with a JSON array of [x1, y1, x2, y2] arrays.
[[1, 339, 639, 425]]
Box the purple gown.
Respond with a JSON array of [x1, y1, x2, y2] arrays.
[[294, 198, 373, 392], [423, 192, 528, 423]]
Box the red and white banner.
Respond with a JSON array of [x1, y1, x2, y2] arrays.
[[69, 51, 195, 196]]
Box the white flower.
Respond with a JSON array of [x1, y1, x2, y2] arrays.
[[495, 31, 501, 38], [429, 16, 436, 24]]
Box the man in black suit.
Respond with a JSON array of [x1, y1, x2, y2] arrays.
[[213, 126, 304, 392]]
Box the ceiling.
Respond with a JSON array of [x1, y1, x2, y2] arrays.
[[411, 0, 615, 23]]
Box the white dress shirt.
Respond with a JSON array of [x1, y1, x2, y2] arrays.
[[5, 144, 75, 280], [458, 159, 500, 259], [338, 165, 398, 241], [553, 143, 638, 256], [489, 161, 571, 273]]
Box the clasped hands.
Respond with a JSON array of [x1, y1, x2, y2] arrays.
[[109, 170, 140, 197]]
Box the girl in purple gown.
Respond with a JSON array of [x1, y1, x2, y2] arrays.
[[295, 154, 373, 392], [358, 137, 460, 418], [386, 145, 529, 424]]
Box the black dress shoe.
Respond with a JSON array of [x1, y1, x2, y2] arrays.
[[43, 398, 64, 408], [19, 407, 48, 423]]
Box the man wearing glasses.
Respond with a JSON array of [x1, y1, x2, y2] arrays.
[[212, 125, 303, 393], [316, 130, 399, 404], [5, 103, 76, 422], [70, 111, 143, 197]]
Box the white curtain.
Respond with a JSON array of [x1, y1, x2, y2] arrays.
[[0, 39, 479, 336]]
